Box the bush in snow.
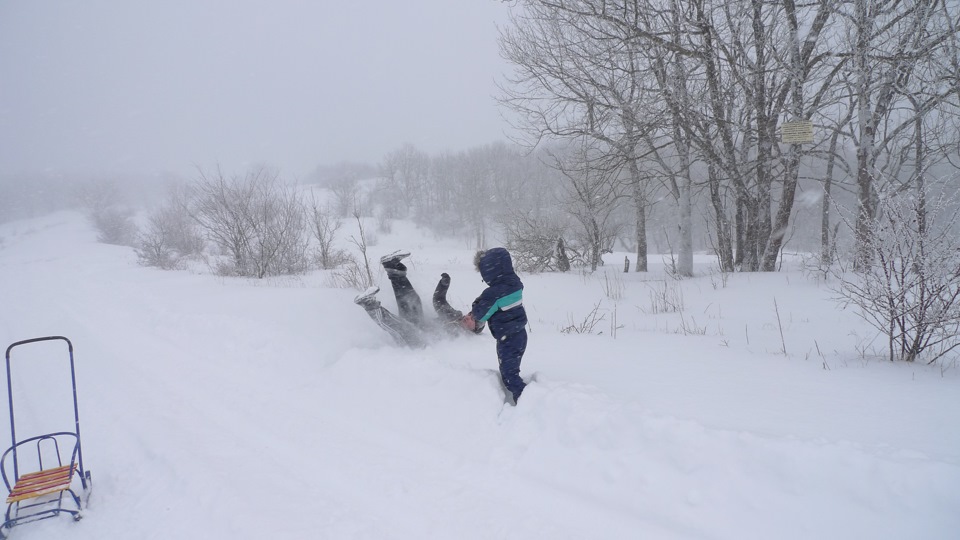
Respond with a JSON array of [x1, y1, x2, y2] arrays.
[[189, 167, 310, 278], [136, 188, 206, 270], [75, 179, 139, 246], [327, 254, 371, 290], [136, 210, 182, 270], [838, 190, 960, 364], [91, 206, 138, 246], [501, 211, 569, 273], [306, 196, 350, 270]]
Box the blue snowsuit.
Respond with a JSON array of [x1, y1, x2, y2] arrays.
[[471, 247, 528, 403]]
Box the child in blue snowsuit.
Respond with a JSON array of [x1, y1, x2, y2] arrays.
[[468, 247, 528, 405]]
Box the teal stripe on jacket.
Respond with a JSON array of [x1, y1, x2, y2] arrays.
[[479, 289, 523, 323]]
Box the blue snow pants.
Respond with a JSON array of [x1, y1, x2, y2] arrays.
[[497, 329, 527, 402]]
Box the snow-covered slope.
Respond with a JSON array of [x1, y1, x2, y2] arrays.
[[0, 211, 957, 539]]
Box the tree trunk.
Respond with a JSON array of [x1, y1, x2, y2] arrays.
[[761, 148, 798, 271], [670, 3, 694, 277], [740, 195, 762, 271], [677, 171, 694, 276], [853, 0, 875, 271], [708, 164, 735, 272], [735, 194, 746, 269], [590, 217, 602, 272], [761, 0, 807, 271], [751, 0, 774, 271], [628, 156, 649, 272], [820, 129, 841, 263]]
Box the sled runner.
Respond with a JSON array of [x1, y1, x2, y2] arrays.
[[0, 337, 92, 539]]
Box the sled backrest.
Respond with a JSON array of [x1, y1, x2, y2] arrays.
[[4, 337, 86, 489]]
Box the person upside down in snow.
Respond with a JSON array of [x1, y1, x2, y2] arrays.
[[354, 250, 484, 349]]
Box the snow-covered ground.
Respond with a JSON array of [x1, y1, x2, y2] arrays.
[[0, 210, 957, 539]]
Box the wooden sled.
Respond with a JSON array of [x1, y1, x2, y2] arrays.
[[0, 337, 91, 539]]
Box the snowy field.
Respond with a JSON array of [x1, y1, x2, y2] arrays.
[[0, 210, 958, 539]]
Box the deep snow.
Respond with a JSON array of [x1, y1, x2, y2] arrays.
[[0, 210, 958, 539]]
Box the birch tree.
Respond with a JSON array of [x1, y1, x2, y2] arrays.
[[498, 0, 663, 272], [846, 0, 960, 269]]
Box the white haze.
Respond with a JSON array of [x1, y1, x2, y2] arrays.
[[0, 1, 512, 177]]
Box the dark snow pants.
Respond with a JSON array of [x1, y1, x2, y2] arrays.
[[496, 329, 527, 402], [355, 270, 427, 348], [432, 273, 463, 324], [388, 272, 424, 328], [359, 303, 427, 348]]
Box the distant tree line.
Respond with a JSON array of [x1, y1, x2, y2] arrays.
[[371, 141, 651, 273]]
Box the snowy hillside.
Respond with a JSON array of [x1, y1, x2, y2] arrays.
[[0, 211, 958, 540]]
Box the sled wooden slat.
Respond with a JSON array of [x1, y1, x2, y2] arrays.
[[5, 465, 76, 503]]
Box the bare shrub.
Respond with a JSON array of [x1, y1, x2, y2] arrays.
[[136, 209, 181, 269], [253, 184, 310, 277], [560, 302, 605, 334], [707, 266, 730, 290], [306, 196, 349, 269], [136, 186, 206, 269], [189, 167, 309, 278], [328, 254, 370, 290], [502, 212, 568, 273], [674, 315, 707, 336], [92, 206, 138, 246], [346, 210, 374, 289], [76, 179, 139, 246], [601, 271, 625, 301], [643, 280, 684, 314], [837, 190, 960, 364], [163, 185, 206, 258]]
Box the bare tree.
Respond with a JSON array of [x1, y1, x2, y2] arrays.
[[328, 176, 360, 218], [498, 1, 661, 271], [554, 141, 625, 272], [847, 0, 960, 269], [499, 0, 959, 276]]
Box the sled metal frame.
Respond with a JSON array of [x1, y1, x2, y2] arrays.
[[0, 336, 91, 539]]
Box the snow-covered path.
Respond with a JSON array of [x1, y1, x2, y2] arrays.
[[0, 212, 957, 539]]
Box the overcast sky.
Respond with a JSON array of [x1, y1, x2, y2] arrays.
[[0, 1, 515, 178]]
